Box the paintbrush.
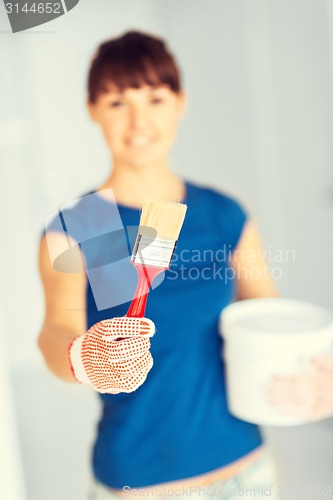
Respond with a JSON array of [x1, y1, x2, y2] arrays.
[[126, 200, 187, 318]]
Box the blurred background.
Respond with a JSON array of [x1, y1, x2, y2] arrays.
[[1, 0, 333, 499]]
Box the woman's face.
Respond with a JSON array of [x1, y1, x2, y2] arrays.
[[88, 85, 186, 169]]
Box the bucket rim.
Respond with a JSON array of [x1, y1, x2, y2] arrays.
[[220, 297, 333, 338]]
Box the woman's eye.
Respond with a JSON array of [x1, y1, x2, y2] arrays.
[[109, 101, 125, 108], [150, 97, 163, 105]]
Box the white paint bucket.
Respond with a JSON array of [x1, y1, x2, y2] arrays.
[[220, 298, 333, 426]]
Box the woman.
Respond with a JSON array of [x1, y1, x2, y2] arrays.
[[38, 31, 333, 500]]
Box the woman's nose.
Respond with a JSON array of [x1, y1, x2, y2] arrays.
[[128, 105, 150, 131]]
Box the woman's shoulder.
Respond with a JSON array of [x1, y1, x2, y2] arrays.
[[185, 180, 246, 213], [44, 189, 120, 243], [185, 180, 249, 248], [45, 191, 93, 232]]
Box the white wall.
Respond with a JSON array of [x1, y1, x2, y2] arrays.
[[157, 0, 333, 309], [1, 1, 333, 499], [0, 306, 26, 500]]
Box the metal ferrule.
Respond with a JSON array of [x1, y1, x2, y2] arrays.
[[131, 234, 176, 268]]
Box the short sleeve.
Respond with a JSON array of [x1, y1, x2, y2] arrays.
[[43, 208, 83, 243], [43, 191, 125, 243], [41, 208, 88, 273], [215, 192, 249, 252]]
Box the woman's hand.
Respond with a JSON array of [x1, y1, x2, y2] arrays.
[[69, 317, 155, 394], [266, 355, 333, 421]]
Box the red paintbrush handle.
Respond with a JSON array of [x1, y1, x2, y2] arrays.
[[115, 264, 167, 340], [127, 263, 166, 317]]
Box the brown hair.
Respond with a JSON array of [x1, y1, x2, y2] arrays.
[[87, 31, 182, 103]]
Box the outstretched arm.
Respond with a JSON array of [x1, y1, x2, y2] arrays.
[[37, 232, 156, 393], [38, 233, 87, 382]]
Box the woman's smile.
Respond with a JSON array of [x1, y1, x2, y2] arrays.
[[125, 136, 154, 148]]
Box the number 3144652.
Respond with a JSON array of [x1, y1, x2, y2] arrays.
[[5, 3, 61, 14]]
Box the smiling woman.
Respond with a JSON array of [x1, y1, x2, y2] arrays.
[[88, 85, 186, 174], [86, 32, 186, 203], [38, 30, 282, 499]]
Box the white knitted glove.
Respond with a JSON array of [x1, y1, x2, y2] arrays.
[[68, 317, 155, 394]]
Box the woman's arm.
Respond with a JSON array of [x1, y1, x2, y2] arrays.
[[230, 219, 280, 300], [37, 234, 156, 393], [37, 234, 87, 382]]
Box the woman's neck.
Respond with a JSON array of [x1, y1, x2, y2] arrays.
[[98, 161, 186, 208]]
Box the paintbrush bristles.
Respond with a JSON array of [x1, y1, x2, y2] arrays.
[[139, 200, 187, 241]]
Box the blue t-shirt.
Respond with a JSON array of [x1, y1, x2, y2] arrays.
[[45, 180, 262, 488]]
